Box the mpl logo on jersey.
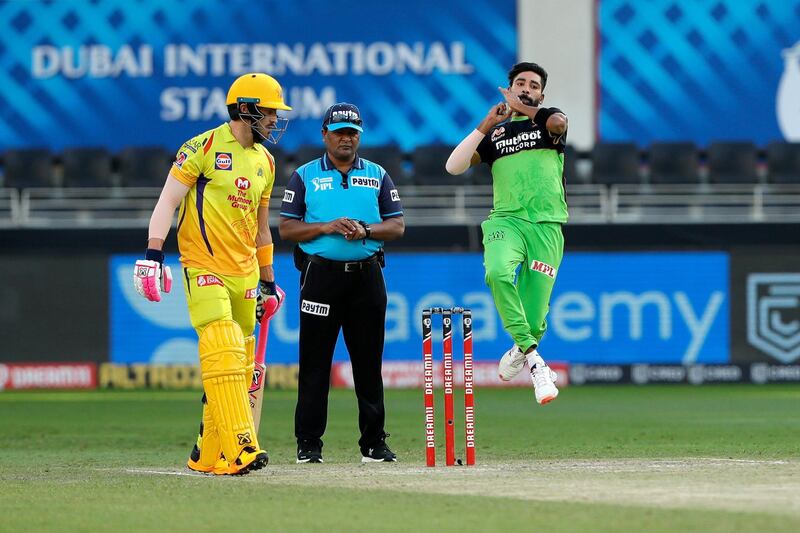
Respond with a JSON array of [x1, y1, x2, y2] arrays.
[[747, 273, 800, 363], [215, 152, 233, 170], [530, 260, 556, 278], [197, 274, 223, 287], [235, 177, 251, 190]]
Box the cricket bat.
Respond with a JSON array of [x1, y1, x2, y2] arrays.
[[248, 315, 270, 433]]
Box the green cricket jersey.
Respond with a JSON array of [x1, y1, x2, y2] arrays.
[[476, 112, 568, 224]]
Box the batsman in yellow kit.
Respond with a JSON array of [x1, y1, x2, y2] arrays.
[[133, 73, 289, 475]]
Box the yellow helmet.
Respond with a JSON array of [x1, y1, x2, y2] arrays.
[[226, 73, 292, 111]]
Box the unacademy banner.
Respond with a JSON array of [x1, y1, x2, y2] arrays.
[[0, 0, 515, 152], [110, 251, 729, 365], [599, 0, 800, 144]]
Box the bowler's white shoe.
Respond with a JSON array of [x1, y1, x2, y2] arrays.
[[530, 354, 559, 405], [498, 345, 526, 381]]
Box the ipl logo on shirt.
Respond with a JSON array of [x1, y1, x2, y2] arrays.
[[215, 152, 233, 170], [175, 151, 188, 168]]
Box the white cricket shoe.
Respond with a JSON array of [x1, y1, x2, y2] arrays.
[[498, 345, 527, 381], [530, 354, 559, 405]]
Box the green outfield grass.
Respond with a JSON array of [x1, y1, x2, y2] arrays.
[[1, 385, 799, 532]]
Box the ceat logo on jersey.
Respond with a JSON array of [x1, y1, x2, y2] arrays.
[[197, 275, 223, 287], [235, 177, 251, 190], [215, 152, 233, 170], [175, 151, 188, 168]]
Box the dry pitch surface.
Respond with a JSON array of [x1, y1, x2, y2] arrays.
[[124, 457, 800, 517]]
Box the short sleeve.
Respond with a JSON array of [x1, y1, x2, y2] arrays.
[[280, 171, 306, 219], [378, 173, 403, 218], [476, 133, 495, 166], [169, 135, 207, 187], [261, 148, 276, 207]]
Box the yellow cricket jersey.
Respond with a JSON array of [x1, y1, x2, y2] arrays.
[[169, 123, 275, 276]]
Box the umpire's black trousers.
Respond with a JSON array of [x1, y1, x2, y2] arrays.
[[294, 254, 388, 450]]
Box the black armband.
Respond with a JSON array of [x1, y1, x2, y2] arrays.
[[532, 107, 557, 128]]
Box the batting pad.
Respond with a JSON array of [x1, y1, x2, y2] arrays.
[[199, 320, 260, 462], [197, 404, 222, 468]]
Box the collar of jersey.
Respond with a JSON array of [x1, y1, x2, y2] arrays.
[[321, 152, 364, 172], [511, 115, 531, 122], [220, 122, 261, 150]]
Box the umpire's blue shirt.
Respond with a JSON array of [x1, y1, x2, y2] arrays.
[[280, 152, 404, 260]]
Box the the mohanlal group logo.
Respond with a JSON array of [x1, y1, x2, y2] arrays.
[[747, 273, 800, 363]]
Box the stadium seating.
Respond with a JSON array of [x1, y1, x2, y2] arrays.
[[766, 141, 800, 184], [468, 162, 493, 185], [358, 145, 409, 186], [707, 141, 759, 184], [2, 148, 56, 188], [590, 142, 640, 185], [118, 147, 172, 187], [563, 144, 581, 184], [293, 145, 325, 169], [268, 146, 293, 186], [648, 142, 699, 184], [411, 145, 459, 185], [62, 147, 114, 187]]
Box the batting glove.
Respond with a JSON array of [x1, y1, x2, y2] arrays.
[[133, 249, 173, 302], [256, 280, 284, 322]]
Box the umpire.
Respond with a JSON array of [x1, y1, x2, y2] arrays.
[[279, 103, 405, 463]]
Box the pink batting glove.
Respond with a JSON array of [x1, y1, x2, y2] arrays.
[[256, 281, 285, 322], [133, 254, 173, 302]]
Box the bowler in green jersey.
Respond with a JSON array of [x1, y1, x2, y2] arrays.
[[446, 62, 567, 405]]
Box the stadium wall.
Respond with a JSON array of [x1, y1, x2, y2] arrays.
[[2, 229, 799, 376]]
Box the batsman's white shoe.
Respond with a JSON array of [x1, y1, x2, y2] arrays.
[[498, 345, 526, 381], [530, 354, 559, 405]]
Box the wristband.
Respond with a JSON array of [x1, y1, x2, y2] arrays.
[[256, 244, 274, 266], [145, 248, 164, 263], [532, 107, 556, 128], [259, 280, 276, 294]]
